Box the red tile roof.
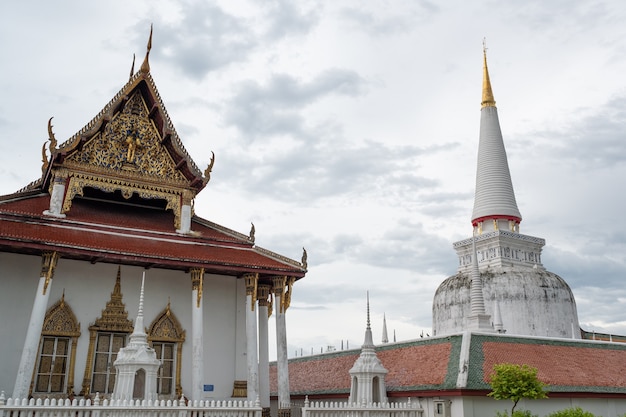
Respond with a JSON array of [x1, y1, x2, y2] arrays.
[[271, 339, 456, 396], [0, 193, 304, 276], [481, 339, 626, 390], [271, 333, 626, 398], [379, 342, 452, 387]]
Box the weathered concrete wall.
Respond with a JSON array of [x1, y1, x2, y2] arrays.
[[432, 266, 580, 338]]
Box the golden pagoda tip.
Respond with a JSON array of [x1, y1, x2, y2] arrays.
[[481, 39, 496, 108], [139, 24, 153, 74]]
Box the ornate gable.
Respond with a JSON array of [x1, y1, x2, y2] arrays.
[[64, 91, 188, 182], [40, 29, 214, 230]]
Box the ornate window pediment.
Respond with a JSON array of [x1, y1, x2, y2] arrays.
[[80, 267, 133, 397], [32, 294, 81, 397]]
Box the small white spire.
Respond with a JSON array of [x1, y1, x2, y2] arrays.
[[382, 313, 389, 344], [363, 291, 374, 347], [129, 271, 147, 341]]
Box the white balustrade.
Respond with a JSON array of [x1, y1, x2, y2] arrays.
[[0, 391, 262, 417], [301, 396, 423, 417]]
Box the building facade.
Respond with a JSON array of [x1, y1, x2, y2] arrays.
[[0, 31, 305, 417]]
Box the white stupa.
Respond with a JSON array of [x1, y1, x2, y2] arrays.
[[348, 293, 388, 405], [112, 272, 161, 401], [432, 44, 580, 339]]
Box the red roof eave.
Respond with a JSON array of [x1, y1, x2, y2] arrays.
[[0, 215, 304, 276]]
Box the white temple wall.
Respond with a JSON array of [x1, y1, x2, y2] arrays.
[[0, 252, 245, 400], [0, 252, 40, 394]]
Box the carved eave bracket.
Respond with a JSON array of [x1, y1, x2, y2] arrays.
[[60, 172, 186, 229]]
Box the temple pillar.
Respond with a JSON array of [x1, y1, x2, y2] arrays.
[[176, 192, 193, 234], [244, 273, 259, 403], [13, 251, 59, 399], [257, 284, 271, 417], [190, 267, 205, 401], [43, 175, 67, 218], [273, 276, 294, 417]]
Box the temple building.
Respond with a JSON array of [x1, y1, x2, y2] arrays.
[[269, 47, 626, 417], [0, 30, 305, 417]]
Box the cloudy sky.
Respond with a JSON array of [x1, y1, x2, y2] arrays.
[[1, 0, 625, 358]]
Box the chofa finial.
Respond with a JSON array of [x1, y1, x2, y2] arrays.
[[301, 247, 308, 269], [204, 151, 215, 182], [139, 24, 153, 74], [249, 222, 255, 242], [129, 53, 136, 80]]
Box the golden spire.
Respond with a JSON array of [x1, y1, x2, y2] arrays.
[[139, 25, 153, 74], [481, 38, 496, 108]]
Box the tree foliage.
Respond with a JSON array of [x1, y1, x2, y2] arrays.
[[545, 407, 596, 417], [488, 363, 548, 415]]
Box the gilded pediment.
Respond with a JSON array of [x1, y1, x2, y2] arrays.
[[64, 91, 187, 185], [37, 29, 213, 231]]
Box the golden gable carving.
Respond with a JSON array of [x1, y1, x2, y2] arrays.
[[65, 92, 186, 183]]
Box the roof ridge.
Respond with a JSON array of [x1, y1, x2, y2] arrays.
[[254, 245, 305, 272]]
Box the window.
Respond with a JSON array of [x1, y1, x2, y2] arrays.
[[35, 337, 69, 393], [152, 341, 175, 395], [32, 295, 81, 397], [91, 332, 127, 394], [80, 268, 134, 397], [148, 302, 185, 398]]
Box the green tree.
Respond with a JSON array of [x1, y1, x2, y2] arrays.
[[546, 407, 596, 417], [487, 363, 548, 415]]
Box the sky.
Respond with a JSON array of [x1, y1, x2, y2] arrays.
[[1, 0, 625, 359]]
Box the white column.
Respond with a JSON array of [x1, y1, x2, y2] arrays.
[[176, 204, 192, 234], [13, 252, 59, 399], [191, 268, 205, 401], [43, 176, 67, 218], [244, 273, 259, 403], [176, 191, 194, 234], [257, 285, 271, 412], [273, 276, 293, 417]]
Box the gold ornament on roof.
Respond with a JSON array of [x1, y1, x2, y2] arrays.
[[129, 53, 136, 80], [301, 247, 308, 270], [41, 142, 49, 173], [249, 222, 255, 242], [140, 25, 152, 74], [204, 151, 215, 182], [48, 117, 58, 152]]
